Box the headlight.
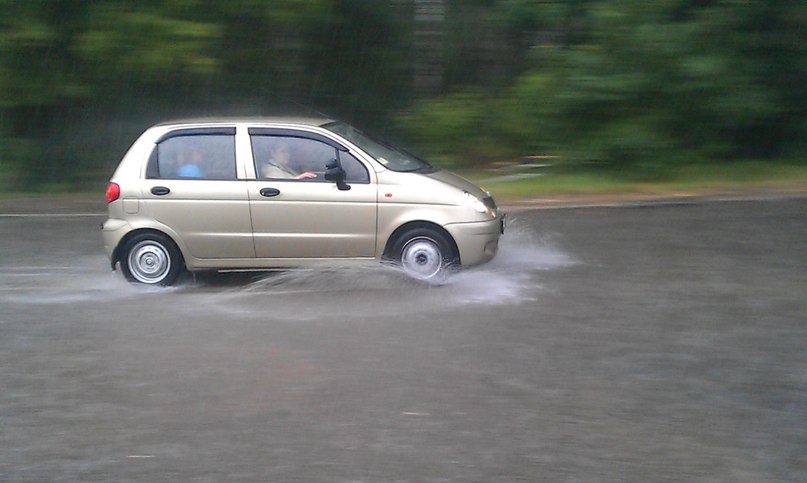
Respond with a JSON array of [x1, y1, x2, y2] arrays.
[[462, 191, 494, 217]]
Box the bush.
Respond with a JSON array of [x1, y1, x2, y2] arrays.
[[397, 90, 514, 167], [0, 137, 41, 192]]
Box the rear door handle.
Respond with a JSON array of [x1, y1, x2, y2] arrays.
[[260, 187, 280, 197], [151, 186, 170, 196]]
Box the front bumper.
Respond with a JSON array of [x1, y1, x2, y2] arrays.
[[444, 214, 505, 267]]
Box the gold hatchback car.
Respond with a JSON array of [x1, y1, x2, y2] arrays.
[[103, 117, 504, 285]]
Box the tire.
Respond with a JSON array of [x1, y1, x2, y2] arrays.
[[388, 226, 458, 283], [120, 232, 184, 286]]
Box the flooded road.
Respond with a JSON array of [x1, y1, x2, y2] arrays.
[[1, 197, 806, 482]]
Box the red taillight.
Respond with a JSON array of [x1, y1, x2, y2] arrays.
[[106, 182, 120, 203]]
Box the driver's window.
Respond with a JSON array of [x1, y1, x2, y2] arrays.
[[252, 136, 334, 181]]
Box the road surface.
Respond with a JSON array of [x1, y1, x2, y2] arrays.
[[1, 196, 806, 482]]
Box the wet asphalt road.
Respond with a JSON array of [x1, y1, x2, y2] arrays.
[[1, 197, 806, 482]]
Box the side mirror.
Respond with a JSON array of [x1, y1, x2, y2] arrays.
[[325, 158, 351, 191]]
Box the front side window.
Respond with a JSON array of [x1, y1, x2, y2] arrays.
[[147, 134, 236, 180], [252, 135, 369, 183], [252, 136, 331, 181]]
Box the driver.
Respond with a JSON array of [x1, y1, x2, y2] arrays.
[[261, 143, 316, 180]]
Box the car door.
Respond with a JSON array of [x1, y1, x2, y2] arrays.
[[141, 128, 255, 259], [247, 129, 377, 259]]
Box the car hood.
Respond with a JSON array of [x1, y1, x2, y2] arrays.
[[423, 169, 489, 199]]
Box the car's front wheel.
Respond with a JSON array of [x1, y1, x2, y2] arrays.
[[120, 232, 184, 286], [388, 226, 458, 284]]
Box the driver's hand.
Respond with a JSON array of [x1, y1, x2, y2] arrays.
[[294, 171, 317, 179]]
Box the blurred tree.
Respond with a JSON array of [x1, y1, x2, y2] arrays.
[[398, 89, 501, 166], [571, 0, 803, 171], [412, 0, 446, 95], [401, 0, 807, 175], [0, 0, 222, 188], [303, 0, 412, 128], [0, 0, 414, 189], [0, 0, 87, 108], [75, 3, 220, 87], [210, 0, 333, 108], [0, 0, 804, 190]]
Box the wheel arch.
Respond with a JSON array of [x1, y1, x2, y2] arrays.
[[112, 228, 185, 270], [382, 221, 460, 265]]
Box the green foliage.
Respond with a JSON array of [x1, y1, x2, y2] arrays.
[[0, 0, 804, 191], [302, 1, 412, 123], [75, 8, 221, 85], [0, 0, 409, 189], [398, 0, 806, 177], [0, 136, 37, 190], [0, 0, 84, 107], [399, 91, 494, 166]]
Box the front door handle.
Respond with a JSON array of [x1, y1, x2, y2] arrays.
[[151, 186, 170, 196], [260, 187, 280, 197]]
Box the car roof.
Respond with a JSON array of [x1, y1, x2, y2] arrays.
[[155, 116, 335, 128]]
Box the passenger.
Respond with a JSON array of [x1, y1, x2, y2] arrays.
[[177, 145, 205, 178], [261, 143, 316, 180]]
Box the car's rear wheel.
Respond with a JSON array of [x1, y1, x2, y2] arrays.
[[389, 226, 458, 283], [120, 232, 183, 286]]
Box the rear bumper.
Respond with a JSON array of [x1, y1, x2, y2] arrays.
[[102, 218, 131, 267], [444, 215, 504, 267]]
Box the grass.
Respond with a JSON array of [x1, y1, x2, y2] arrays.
[[460, 160, 807, 200]]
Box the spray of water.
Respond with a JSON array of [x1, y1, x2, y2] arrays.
[[0, 217, 574, 314], [440, 217, 575, 304]]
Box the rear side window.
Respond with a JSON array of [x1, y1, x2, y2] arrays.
[[147, 134, 236, 180]]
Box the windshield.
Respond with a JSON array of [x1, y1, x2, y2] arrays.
[[323, 121, 437, 173]]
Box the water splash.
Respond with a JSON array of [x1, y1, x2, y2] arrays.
[[0, 219, 574, 314], [440, 219, 575, 304]]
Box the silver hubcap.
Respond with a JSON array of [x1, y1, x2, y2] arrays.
[[128, 240, 171, 284], [401, 237, 443, 280]]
